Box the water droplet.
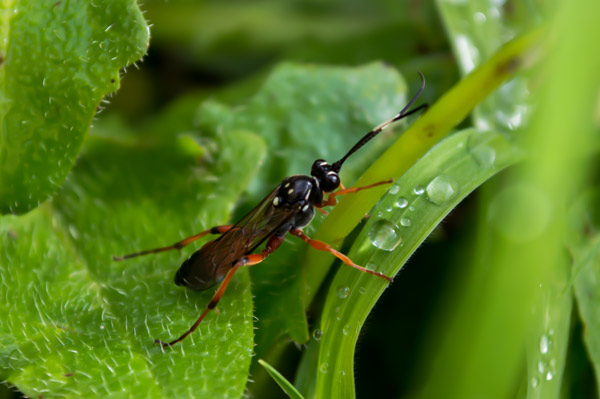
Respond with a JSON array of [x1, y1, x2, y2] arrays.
[[470, 144, 496, 168], [389, 185, 399, 194], [455, 34, 480, 73], [426, 175, 459, 206], [488, 184, 552, 242], [342, 324, 350, 335], [408, 206, 415, 212], [337, 286, 350, 299], [320, 363, 329, 373], [385, 205, 393, 213], [540, 335, 549, 354], [545, 371, 553, 381], [537, 361, 545, 373], [413, 185, 425, 195], [376, 211, 384, 218], [395, 197, 408, 208], [312, 329, 323, 341], [339, 370, 346, 377], [366, 262, 377, 271], [400, 217, 412, 227], [368, 219, 402, 251], [68, 225, 79, 239], [474, 11, 486, 23], [531, 377, 538, 388], [359, 286, 367, 295]]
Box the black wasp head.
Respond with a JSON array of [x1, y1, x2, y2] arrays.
[[310, 159, 340, 193]]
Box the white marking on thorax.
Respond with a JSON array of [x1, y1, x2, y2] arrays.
[[305, 187, 311, 200], [273, 197, 280, 206]]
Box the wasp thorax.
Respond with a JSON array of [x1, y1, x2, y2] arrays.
[[311, 159, 340, 192], [275, 176, 318, 207]]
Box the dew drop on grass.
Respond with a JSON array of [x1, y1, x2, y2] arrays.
[[413, 185, 425, 195], [395, 197, 408, 209], [426, 175, 459, 206], [488, 183, 551, 242], [312, 329, 323, 341], [320, 363, 329, 373], [342, 324, 350, 335], [368, 219, 402, 251], [540, 334, 549, 354], [474, 11, 486, 23], [470, 144, 496, 168], [531, 377, 538, 388], [400, 217, 411, 227], [336, 286, 350, 299]]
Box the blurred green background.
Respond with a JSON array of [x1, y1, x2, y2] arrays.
[[1, 0, 600, 398]]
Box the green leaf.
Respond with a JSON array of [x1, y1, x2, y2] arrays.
[[310, 128, 519, 398], [258, 359, 305, 399], [0, 1, 149, 214], [0, 124, 266, 397], [569, 190, 600, 392]]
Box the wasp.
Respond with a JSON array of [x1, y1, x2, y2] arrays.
[[114, 73, 427, 346]]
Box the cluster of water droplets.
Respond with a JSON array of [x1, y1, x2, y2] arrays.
[[367, 174, 461, 252], [531, 330, 557, 389]]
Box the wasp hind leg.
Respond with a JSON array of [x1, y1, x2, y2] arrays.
[[289, 229, 393, 283], [113, 225, 234, 261], [155, 234, 285, 347]]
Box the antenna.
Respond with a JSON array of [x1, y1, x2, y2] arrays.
[[331, 72, 427, 172]]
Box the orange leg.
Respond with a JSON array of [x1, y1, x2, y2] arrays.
[[113, 225, 234, 261], [289, 229, 393, 283], [318, 179, 393, 208], [155, 234, 285, 347]]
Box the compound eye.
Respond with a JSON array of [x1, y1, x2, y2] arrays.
[[311, 159, 330, 177], [321, 172, 340, 192]]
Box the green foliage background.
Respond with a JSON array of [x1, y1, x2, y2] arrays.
[[1, 1, 599, 398]]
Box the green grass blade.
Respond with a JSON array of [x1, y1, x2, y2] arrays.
[[258, 359, 305, 399], [312, 128, 520, 398], [299, 28, 544, 358]]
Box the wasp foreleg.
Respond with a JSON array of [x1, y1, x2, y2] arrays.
[[289, 229, 393, 283], [318, 179, 393, 208]]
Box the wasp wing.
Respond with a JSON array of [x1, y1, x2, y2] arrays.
[[230, 188, 297, 251], [177, 186, 299, 290]]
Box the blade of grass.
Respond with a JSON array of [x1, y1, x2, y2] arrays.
[[301, 27, 544, 318], [258, 359, 305, 399], [422, 0, 599, 395], [311, 128, 520, 398]]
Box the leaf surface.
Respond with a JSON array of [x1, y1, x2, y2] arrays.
[[0, 1, 148, 214]]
